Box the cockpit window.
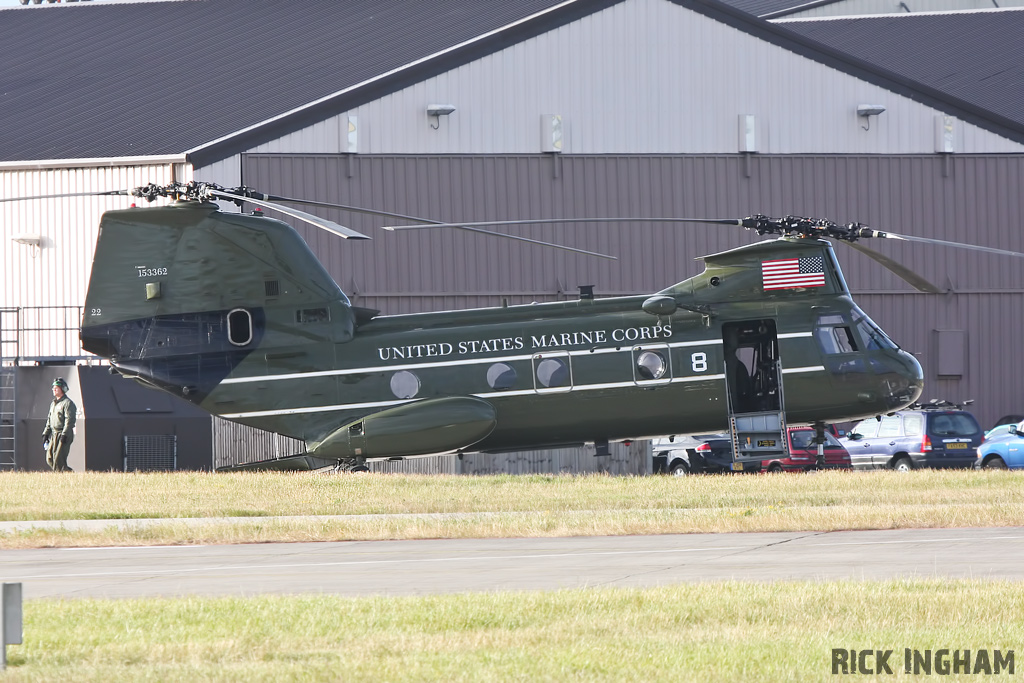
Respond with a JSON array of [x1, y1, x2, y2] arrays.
[[856, 318, 898, 350], [814, 314, 858, 355], [296, 307, 330, 323], [852, 307, 900, 351]]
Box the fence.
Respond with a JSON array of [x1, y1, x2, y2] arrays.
[[212, 415, 650, 475], [0, 307, 90, 364]]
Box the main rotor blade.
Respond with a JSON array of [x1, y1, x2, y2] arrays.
[[213, 190, 370, 240], [844, 241, 943, 293], [380, 217, 739, 230], [275, 205, 619, 258], [378, 216, 737, 259], [448, 225, 616, 260], [259, 196, 433, 225], [0, 190, 129, 203], [862, 228, 1024, 259]]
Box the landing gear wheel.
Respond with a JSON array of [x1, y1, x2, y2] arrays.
[[892, 457, 913, 472], [333, 458, 370, 473]]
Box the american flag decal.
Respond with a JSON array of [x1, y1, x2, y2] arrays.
[[761, 256, 826, 290]]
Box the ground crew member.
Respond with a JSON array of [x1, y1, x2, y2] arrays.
[[42, 377, 77, 472]]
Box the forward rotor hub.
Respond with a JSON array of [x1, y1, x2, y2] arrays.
[[739, 214, 873, 242]]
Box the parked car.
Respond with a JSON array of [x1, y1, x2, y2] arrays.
[[982, 423, 1019, 445], [976, 420, 1024, 469], [991, 415, 1024, 431], [840, 402, 982, 471], [761, 427, 852, 472], [655, 427, 849, 474], [651, 434, 727, 475]]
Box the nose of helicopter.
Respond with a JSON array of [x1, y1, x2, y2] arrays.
[[886, 348, 924, 409]]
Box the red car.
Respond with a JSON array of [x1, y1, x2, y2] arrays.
[[761, 427, 852, 472]]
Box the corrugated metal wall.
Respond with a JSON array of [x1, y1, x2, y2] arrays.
[[459, 441, 647, 475], [212, 417, 306, 470], [365, 443, 645, 475], [211, 416, 646, 474], [245, 152, 1024, 428], [248, 0, 1024, 157]]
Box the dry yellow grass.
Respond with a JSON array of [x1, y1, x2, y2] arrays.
[[5, 580, 1021, 682], [2, 469, 1023, 548]]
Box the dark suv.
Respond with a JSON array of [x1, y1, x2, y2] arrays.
[[841, 401, 982, 471]]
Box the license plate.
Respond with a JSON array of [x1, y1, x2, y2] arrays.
[[731, 462, 745, 471], [946, 442, 968, 449]]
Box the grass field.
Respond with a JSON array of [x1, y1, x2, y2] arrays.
[[3, 580, 1020, 682], [3, 470, 1022, 681], [1, 469, 1023, 548]]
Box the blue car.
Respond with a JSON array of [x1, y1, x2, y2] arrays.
[[976, 421, 1024, 469], [982, 423, 1017, 444]]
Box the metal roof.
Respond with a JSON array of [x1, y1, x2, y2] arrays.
[[0, 0, 582, 162], [2, 0, 1024, 165], [778, 9, 1024, 132]]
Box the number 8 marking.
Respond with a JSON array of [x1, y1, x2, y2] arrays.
[[691, 352, 707, 372]]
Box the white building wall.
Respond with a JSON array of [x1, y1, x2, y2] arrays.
[[193, 156, 241, 188], [1, 162, 186, 359], [246, 0, 1024, 159]]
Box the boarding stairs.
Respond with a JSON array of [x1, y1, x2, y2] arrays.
[[725, 362, 789, 471]]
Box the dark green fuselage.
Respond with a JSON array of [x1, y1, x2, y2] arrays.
[[81, 202, 923, 460]]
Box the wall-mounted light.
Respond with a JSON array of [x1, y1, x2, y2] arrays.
[[11, 234, 42, 257], [738, 114, 757, 152], [738, 114, 757, 178], [935, 114, 955, 153], [541, 114, 563, 153], [426, 104, 455, 129], [11, 234, 42, 246], [857, 104, 886, 130], [344, 115, 358, 154]]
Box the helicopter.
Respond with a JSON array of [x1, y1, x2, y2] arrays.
[[9, 180, 1023, 471]]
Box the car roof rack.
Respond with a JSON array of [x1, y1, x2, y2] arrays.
[[908, 398, 974, 411]]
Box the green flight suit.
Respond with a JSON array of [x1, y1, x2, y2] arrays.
[[42, 394, 77, 472]]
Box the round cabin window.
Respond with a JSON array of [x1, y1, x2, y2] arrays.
[[487, 362, 518, 390], [227, 308, 253, 346], [636, 350, 668, 380], [390, 370, 420, 399], [536, 357, 569, 388]]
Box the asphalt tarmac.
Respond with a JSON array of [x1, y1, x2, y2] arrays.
[[3, 526, 1024, 600]]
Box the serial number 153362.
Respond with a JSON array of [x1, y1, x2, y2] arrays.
[[137, 267, 168, 277]]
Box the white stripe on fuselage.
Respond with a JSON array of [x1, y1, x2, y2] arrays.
[[219, 373, 729, 419], [220, 337, 726, 385], [217, 333, 821, 420]]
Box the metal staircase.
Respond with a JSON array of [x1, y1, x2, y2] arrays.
[[725, 362, 789, 471]]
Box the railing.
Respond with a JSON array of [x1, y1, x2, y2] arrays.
[[0, 306, 95, 365]]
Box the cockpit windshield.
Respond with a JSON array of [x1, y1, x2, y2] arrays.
[[852, 307, 899, 351]]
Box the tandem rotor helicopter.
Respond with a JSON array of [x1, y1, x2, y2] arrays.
[[7, 181, 1024, 470]]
